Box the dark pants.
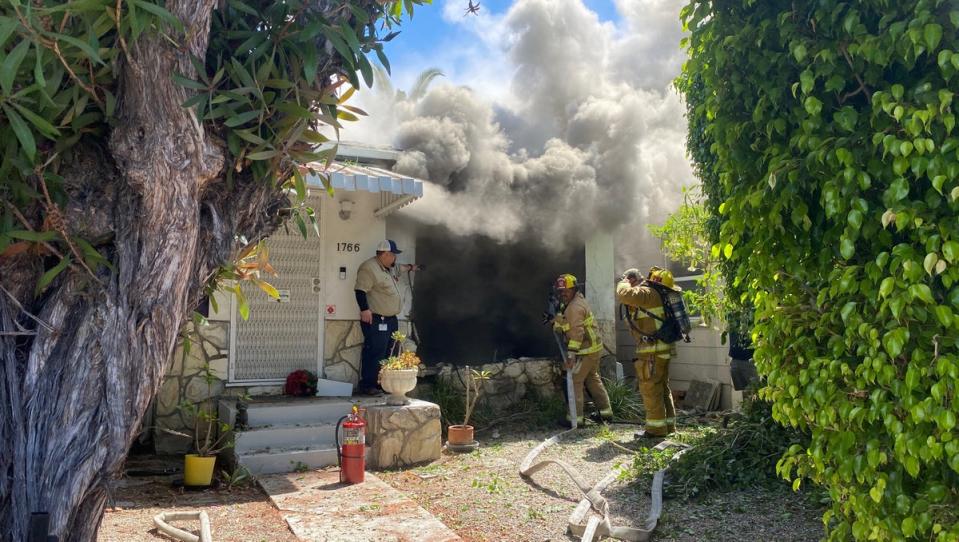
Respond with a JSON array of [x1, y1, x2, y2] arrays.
[[360, 314, 398, 390]]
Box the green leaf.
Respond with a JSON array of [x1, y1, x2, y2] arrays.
[[882, 328, 908, 357], [172, 73, 208, 90], [934, 305, 954, 327], [44, 32, 104, 65], [879, 277, 895, 298], [12, 103, 60, 139], [924, 253, 939, 276], [224, 110, 261, 127], [294, 213, 308, 238], [0, 38, 30, 95], [128, 0, 185, 33], [723, 243, 733, 259], [804, 96, 823, 116], [840, 237, 855, 259], [293, 169, 306, 201], [924, 23, 943, 51], [8, 230, 58, 242], [902, 517, 916, 537], [847, 209, 863, 231], [943, 241, 959, 264], [3, 105, 36, 161], [910, 284, 935, 304], [793, 43, 807, 62], [246, 149, 277, 161], [235, 286, 249, 320], [36, 256, 71, 294]]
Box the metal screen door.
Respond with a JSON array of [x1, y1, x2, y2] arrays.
[[231, 204, 323, 382]]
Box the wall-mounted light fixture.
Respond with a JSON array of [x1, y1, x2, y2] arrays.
[[339, 199, 354, 221]]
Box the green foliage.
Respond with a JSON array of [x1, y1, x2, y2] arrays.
[[649, 187, 731, 325], [0, 0, 421, 293], [602, 377, 645, 422], [663, 396, 810, 501], [681, 1, 959, 539]]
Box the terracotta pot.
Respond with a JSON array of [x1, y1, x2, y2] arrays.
[[380, 368, 418, 405], [447, 424, 474, 445], [184, 454, 216, 487]]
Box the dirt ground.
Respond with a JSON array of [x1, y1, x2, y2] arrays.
[[100, 424, 825, 542], [98, 457, 296, 542], [377, 423, 825, 542]]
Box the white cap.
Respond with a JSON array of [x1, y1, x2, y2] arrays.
[[375, 239, 402, 254]]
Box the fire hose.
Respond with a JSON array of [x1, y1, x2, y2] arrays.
[[519, 430, 688, 541], [551, 329, 579, 429], [153, 511, 213, 542]]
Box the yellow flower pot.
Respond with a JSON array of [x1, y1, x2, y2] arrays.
[[184, 454, 217, 487]]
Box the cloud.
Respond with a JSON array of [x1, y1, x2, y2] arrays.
[[342, 0, 693, 261]]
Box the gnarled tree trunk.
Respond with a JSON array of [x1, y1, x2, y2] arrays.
[[0, 2, 288, 539]]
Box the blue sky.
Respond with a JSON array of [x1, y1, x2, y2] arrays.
[[378, 0, 621, 90]]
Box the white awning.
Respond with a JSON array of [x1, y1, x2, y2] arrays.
[[305, 162, 424, 217]]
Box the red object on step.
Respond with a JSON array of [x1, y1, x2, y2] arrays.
[[338, 406, 366, 484]]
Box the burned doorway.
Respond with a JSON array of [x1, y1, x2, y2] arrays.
[[411, 227, 585, 364]]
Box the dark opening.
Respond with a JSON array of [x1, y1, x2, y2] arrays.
[[411, 227, 585, 365]]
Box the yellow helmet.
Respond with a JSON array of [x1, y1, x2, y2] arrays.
[[554, 273, 578, 290], [648, 267, 676, 289]]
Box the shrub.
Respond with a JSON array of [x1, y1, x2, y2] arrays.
[[682, 1, 959, 539]]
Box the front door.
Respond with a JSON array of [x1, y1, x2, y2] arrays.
[[230, 204, 323, 383]]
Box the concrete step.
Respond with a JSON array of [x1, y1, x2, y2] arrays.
[[233, 422, 337, 454], [244, 401, 353, 427], [237, 446, 342, 475]]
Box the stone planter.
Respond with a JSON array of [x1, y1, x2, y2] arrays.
[[380, 368, 418, 406]]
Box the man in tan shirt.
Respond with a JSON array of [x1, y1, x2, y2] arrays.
[[354, 239, 407, 395], [552, 274, 612, 424]]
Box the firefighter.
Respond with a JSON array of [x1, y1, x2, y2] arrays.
[[616, 267, 677, 438], [552, 273, 613, 425]]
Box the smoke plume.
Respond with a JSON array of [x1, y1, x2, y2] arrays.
[[346, 0, 692, 261]]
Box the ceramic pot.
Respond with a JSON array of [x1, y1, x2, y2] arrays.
[[380, 368, 418, 405]]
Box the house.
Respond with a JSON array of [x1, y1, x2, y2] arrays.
[[150, 143, 436, 470]]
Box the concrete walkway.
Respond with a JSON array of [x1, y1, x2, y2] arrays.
[[258, 468, 462, 542]]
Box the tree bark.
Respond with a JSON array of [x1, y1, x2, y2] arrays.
[[0, 2, 288, 539]]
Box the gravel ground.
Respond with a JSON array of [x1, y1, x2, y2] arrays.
[[378, 423, 825, 542], [98, 457, 295, 542]]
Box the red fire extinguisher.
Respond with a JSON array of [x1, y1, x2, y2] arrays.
[[336, 404, 366, 484]]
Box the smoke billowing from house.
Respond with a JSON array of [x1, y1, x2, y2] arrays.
[[347, 0, 691, 265]]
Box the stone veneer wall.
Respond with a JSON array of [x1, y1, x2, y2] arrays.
[[153, 322, 230, 454], [365, 400, 442, 470], [435, 358, 562, 412], [154, 319, 419, 453], [323, 320, 415, 387]]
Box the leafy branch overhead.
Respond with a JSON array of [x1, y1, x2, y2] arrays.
[[682, 1, 959, 540], [0, 0, 421, 294]]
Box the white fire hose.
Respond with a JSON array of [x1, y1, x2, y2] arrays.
[[519, 430, 688, 541], [153, 511, 213, 542]]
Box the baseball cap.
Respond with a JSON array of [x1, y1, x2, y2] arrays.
[[376, 239, 402, 254]]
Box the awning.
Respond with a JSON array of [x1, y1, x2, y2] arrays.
[[306, 162, 425, 217]]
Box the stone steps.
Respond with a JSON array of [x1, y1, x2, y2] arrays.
[[233, 422, 337, 454], [237, 446, 341, 475], [218, 396, 441, 474]]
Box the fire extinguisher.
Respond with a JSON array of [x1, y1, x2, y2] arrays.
[[336, 404, 366, 484]]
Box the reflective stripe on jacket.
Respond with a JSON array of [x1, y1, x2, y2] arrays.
[[552, 292, 603, 356]]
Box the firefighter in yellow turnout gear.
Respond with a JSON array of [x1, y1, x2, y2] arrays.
[[552, 274, 613, 425], [616, 267, 677, 438]]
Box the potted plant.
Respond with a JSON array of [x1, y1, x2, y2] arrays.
[[172, 400, 233, 486], [162, 361, 234, 487], [447, 366, 491, 445], [378, 331, 422, 405]]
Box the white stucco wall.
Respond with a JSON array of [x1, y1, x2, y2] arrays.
[[586, 232, 616, 354]]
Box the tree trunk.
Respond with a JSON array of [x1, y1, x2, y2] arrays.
[[0, 2, 287, 539]]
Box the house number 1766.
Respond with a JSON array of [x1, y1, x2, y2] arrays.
[[337, 243, 360, 252]]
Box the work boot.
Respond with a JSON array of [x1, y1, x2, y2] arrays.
[[599, 408, 614, 422], [633, 429, 666, 440]]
